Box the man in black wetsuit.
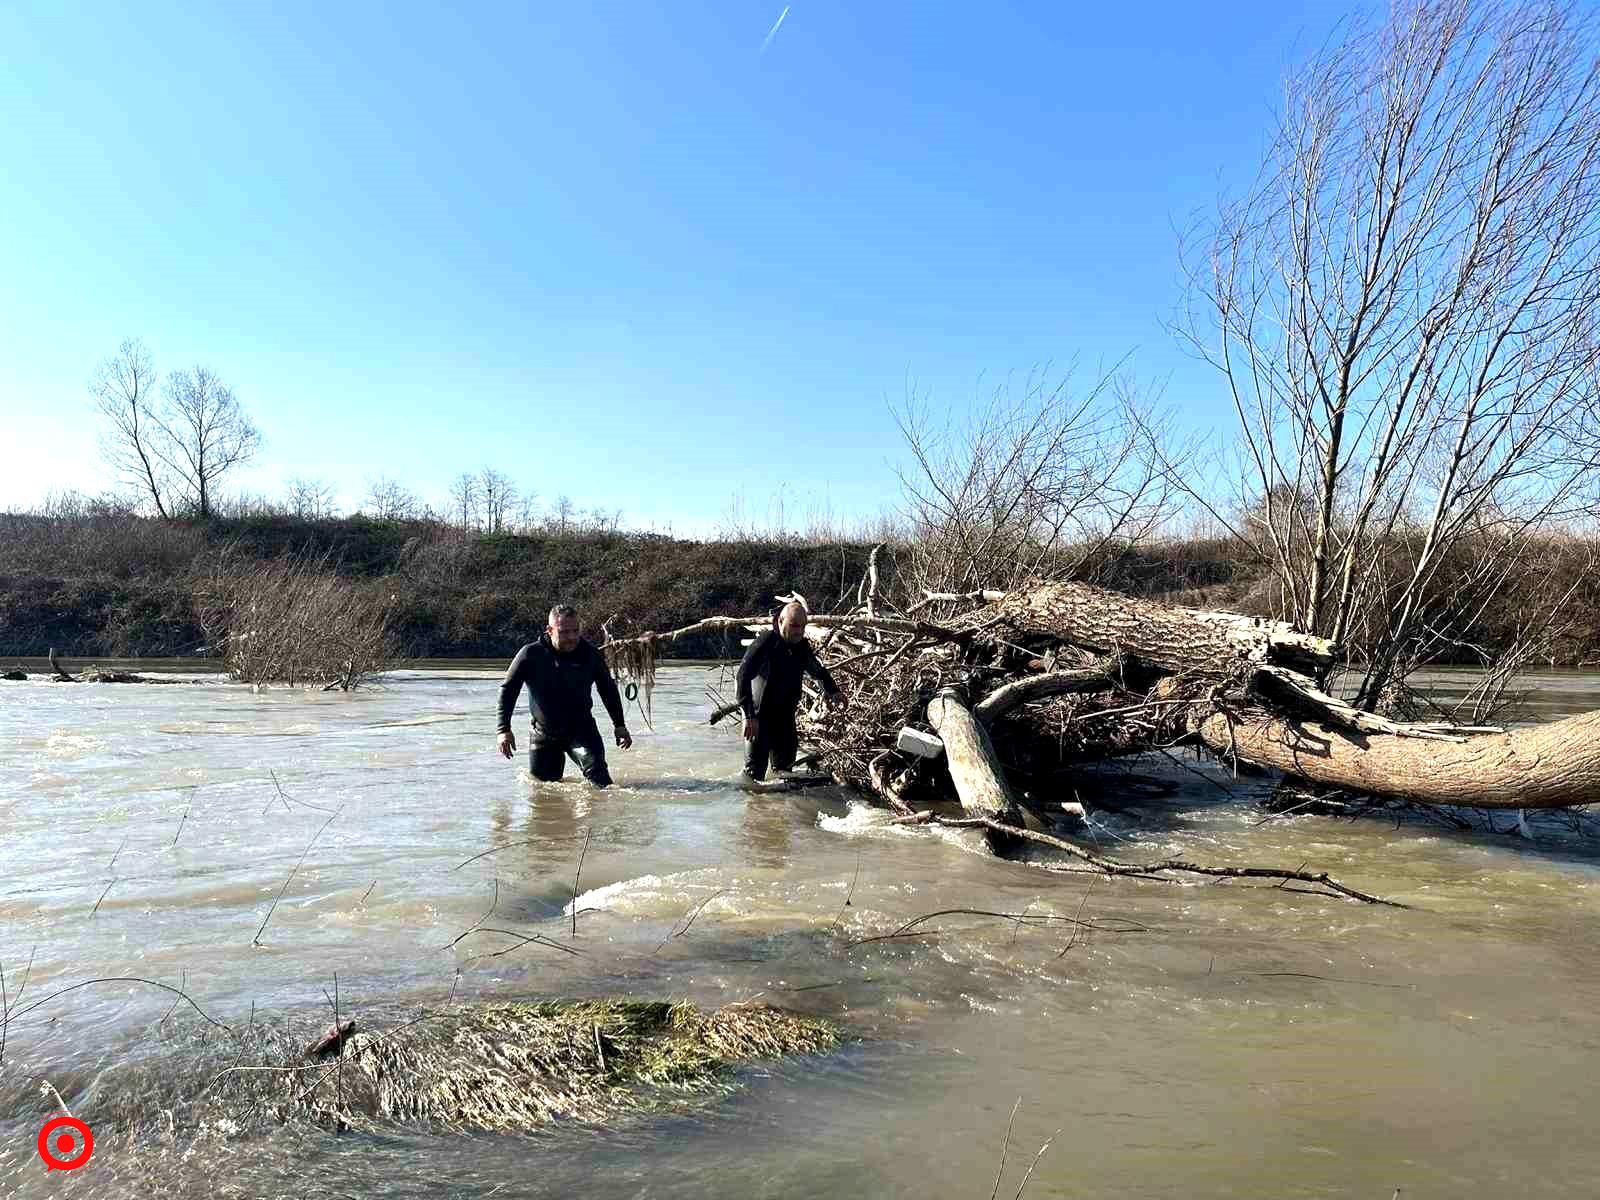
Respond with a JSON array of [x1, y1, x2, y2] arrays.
[[737, 601, 844, 782], [496, 604, 632, 786]]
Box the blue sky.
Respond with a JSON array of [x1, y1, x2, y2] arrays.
[[0, 0, 1351, 534]]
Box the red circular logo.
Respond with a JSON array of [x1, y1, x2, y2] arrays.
[[36, 1116, 93, 1171]]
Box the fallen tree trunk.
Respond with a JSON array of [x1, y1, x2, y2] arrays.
[[980, 582, 1337, 677], [1196, 709, 1600, 809]]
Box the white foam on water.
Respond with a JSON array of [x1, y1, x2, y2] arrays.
[[815, 800, 889, 836], [816, 800, 997, 858], [44, 730, 108, 758], [566, 867, 727, 917]]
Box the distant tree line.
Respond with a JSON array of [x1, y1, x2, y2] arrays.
[[89, 338, 624, 537]]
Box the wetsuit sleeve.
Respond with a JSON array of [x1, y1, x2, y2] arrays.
[[591, 645, 627, 728], [737, 631, 774, 717], [802, 643, 842, 696], [497, 645, 533, 735]]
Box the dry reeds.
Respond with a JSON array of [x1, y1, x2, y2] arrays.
[[192, 549, 396, 689], [217, 998, 839, 1133]]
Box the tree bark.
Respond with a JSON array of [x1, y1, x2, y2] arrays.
[[1196, 710, 1600, 810], [926, 686, 1024, 850], [982, 581, 1600, 810], [981, 582, 1335, 677]]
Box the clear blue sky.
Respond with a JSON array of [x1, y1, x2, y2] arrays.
[[0, 0, 1352, 535]]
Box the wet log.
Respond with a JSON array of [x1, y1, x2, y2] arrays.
[[926, 685, 1023, 850], [1196, 709, 1600, 810], [709, 698, 743, 726]]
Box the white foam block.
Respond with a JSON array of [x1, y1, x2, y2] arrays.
[[895, 726, 945, 759]]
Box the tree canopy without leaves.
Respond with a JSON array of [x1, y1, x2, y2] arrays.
[[154, 366, 261, 520], [894, 367, 1178, 596], [91, 343, 260, 521], [363, 474, 417, 521], [90, 339, 170, 518], [1181, 0, 1600, 707]]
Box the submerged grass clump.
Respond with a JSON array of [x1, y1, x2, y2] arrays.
[[269, 998, 839, 1133]]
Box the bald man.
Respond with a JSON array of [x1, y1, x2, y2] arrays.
[[496, 604, 632, 786], [736, 602, 844, 782]]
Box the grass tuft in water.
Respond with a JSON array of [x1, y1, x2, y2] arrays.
[[264, 997, 839, 1132]]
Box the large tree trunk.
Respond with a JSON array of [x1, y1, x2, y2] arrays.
[[981, 583, 1336, 677], [1196, 710, 1600, 809], [985, 583, 1600, 810]]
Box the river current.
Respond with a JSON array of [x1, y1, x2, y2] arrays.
[[3, 662, 1600, 1197]]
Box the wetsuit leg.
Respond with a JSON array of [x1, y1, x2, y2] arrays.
[[768, 708, 800, 774], [744, 707, 799, 781], [529, 725, 568, 781], [566, 717, 613, 787], [744, 724, 773, 781]]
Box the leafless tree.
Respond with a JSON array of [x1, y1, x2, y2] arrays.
[[550, 495, 576, 534], [286, 476, 338, 519], [1179, 0, 1600, 708], [586, 506, 623, 535], [512, 489, 541, 532], [363, 475, 416, 520], [894, 367, 1179, 597], [448, 472, 480, 530], [151, 366, 261, 519], [477, 467, 517, 533], [89, 339, 171, 518]]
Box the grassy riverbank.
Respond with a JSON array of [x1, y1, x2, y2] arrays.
[[2, 509, 1596, 665]]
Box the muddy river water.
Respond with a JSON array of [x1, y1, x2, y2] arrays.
[[3, 662, 1600, 1197]]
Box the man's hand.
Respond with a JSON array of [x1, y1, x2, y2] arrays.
[[615, 725, 633, 750], [497, 731, 516, 759], [742, 717, 759, 741]]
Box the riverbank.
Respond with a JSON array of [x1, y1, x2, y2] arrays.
[[3, 509, 1598, 664]]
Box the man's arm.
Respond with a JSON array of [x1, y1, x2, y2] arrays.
[[801, 643, 843, 697], [736, 631, 774, 717], [497, 645, 532, 735], [591, 645, 627, 729]]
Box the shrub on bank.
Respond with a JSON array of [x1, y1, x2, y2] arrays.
[[1, 511, 1595, 666]]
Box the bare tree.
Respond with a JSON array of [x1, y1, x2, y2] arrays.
[[286, 476, 337, 519], [448, 472, 480, 530], [586, 506, 623, 535], [478, 467, 517, 533], [513, 488, 541, 532], [1180, 0, 1600, 708], [151, 366, 261, 519], [89, 339, 171, 518], [894, 368, 1178, 598], [363, 475, 416, 520]]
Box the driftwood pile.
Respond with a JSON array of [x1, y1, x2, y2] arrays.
[[605, 569, 1600, 848]]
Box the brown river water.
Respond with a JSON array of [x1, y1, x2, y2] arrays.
[[3, 661, 1600, 1197]]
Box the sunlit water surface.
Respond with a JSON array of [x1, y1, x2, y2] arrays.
[[4, 662, 1600, 1197]]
